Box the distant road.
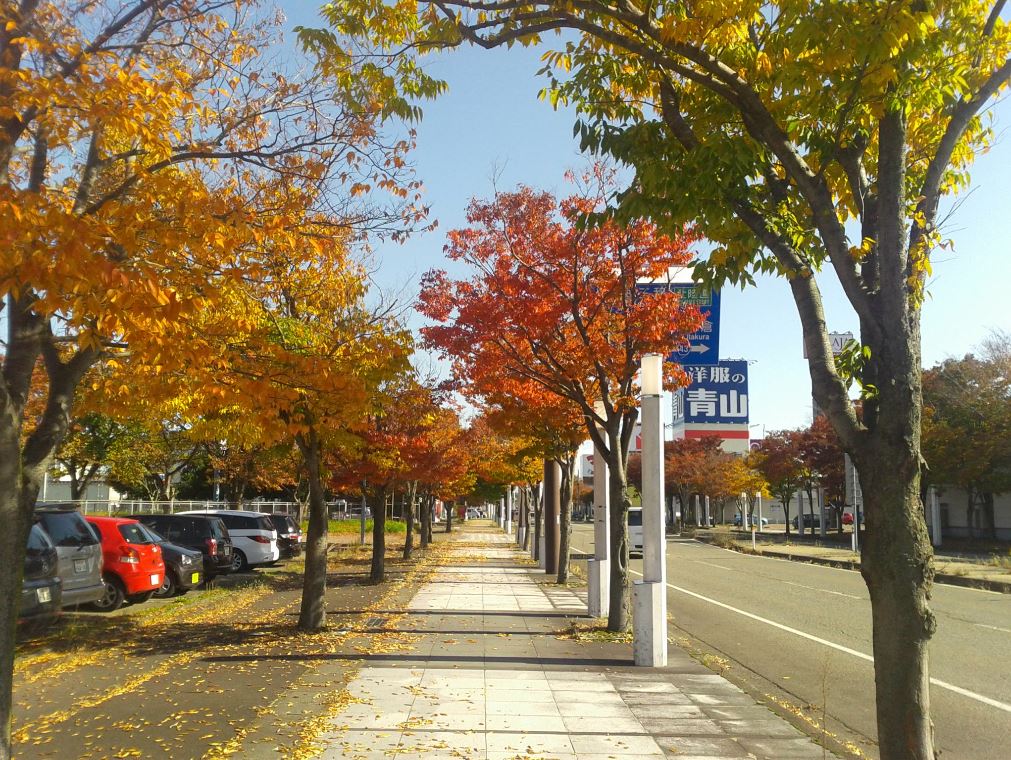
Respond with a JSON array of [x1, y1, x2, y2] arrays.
[[571, 524, 1011, 759]]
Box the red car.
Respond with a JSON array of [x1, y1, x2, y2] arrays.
[[86, 517, 165, 612]]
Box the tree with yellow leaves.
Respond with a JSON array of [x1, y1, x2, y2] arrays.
[[0, 2, 426, 753]]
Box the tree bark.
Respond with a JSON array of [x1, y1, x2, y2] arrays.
[[858, 455, 935, 759], [605, 440, 630, 632], [532, 488, 542, 562], [296, 428, 328, 632], [419, 492, 430, 549], [445, 498, 453, 533], [556, 455, 574, 584], [370, 485, 387, 582], [403, 481, 416, 559]]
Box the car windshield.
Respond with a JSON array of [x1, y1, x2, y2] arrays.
[[628, 510, 643, 526], [285, 516, 298, 532], [38, 511, 98, 547], [118, 523, 154, 545]]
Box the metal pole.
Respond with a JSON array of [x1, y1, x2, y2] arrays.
[[588, 423, 610, 618], [756, 492, 763, 533], [634, 354, 667, 667]]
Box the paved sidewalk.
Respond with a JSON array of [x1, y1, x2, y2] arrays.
[[316, 525, 830, 759]]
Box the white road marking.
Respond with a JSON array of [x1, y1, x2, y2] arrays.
[[694, 560, 733, 571], [783, 580, 863, 600], [974, 623, 1011, 634], [629, 568, 1011, 714]]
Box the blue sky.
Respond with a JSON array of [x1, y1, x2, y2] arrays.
[[283, 5, 1011, 432]]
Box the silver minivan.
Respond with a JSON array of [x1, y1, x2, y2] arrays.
[[34, 507, 105, 608]]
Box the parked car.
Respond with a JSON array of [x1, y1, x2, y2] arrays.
[[19, 523, 62, 628], [733, 514, 770, 527], [179, 510, 279, 572], [628, 507, 643, 556], [33, 507, 104, 608], [86, 516, 165, 611], [792, 513, 823, 529], [137, 523, 204, 598], [134, 513, 233, 578], [267, 513, 303, 559]]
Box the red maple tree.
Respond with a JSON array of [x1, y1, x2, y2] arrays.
[[417, 168, 703, 631]]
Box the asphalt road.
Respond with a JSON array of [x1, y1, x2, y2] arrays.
[[571, 523, 1011, 760]]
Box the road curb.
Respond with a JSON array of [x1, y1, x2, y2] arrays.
[[693, 535, 1011, 594]]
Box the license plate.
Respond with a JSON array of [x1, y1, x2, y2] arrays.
[[191, 572, 200, 584], [150, 574, 160, 585], [74, 559, 87, 573], [36, 587, 51, 603]]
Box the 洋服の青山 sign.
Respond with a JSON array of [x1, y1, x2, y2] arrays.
[[673, 361, 748, 425]]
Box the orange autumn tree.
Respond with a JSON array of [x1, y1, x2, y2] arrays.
[[0, 1, 427, 731], [417, 170, 703, 631]]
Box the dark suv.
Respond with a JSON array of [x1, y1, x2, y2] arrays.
[[134, 514, 233, 578], [267, 513, 303, 559], [33, 507, 104, 608], [20, 524, 62, 627]]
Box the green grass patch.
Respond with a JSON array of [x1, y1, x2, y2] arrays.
[[299, 519, 407, 535]]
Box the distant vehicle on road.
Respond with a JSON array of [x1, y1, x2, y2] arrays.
[[733, 514, 770, 527], [19, 523, 62, 628], [628, 507, 643, 556], [33, 507, 104, 609], [86, 516, 165, 611]]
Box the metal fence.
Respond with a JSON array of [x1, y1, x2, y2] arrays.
[[35, 499, 372, 520]]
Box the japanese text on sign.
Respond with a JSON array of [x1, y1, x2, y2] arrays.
[[673, 360, 749, 425]]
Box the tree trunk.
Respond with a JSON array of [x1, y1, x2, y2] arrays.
[[521, 486, 531, 551], [446, 498, 453, 533], [606, 445, 630, 633], [419, 493, 430, 549], [297, 428, 328, 632], [858, 454, 935, 759], [557, 456, 574, 584], [782, 495, 793, 537], [403, 481, 416, 559], [0, 438, 32, 760], [532, 489, 542, 562], [371, 485, 387, 582]]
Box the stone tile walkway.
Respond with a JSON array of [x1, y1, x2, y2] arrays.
[[318, 527, 831, 759]]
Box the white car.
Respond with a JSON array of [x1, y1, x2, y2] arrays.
[[179, 509, 279, 572], [628, 507, 643, 556]]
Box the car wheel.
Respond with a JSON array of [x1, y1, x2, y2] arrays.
[[231, 549, 249, 573], [127, 590, 155, 604], [90, 574, 125, 612], [154, 571, 177, 599]]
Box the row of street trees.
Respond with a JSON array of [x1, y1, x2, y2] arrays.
[[305, 1, 1011, 755], [0, 3, 483, 758]]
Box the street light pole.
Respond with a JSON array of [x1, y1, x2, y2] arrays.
[[634, 354, 667, 667]]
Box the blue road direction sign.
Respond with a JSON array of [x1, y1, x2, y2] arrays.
[[672, 360, 749, 426], [637, 282, 720, 365]]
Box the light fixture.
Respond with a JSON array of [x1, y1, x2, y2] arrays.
[[640, 354, 663, 396]]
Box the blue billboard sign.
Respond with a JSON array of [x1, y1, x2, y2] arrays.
[[637, 282, 720, 365], [672, 360, 749, 425]]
